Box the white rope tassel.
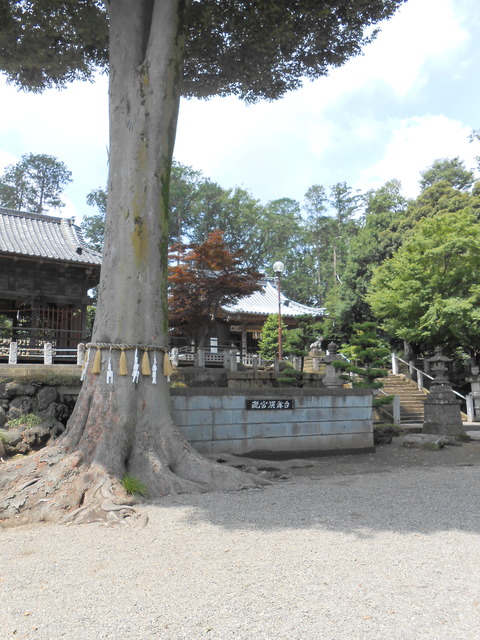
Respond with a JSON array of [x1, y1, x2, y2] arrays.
[[106, 350, 114, 384], [80, 347, 91, 381], [152, 352, 158, 385], [132, 348, 140, 384]]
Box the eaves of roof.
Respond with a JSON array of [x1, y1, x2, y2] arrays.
[[0, 207, 102, 266], [221, 281, 325, 318]]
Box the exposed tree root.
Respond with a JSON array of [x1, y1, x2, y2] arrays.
[[208, 452, 316, 476], [0, 375, 279, 528], [0, 439, 274, 528], [0, 446, 141, 528]]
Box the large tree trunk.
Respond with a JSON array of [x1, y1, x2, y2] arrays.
[[0, 0, 264, 527]]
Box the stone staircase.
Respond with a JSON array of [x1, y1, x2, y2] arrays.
[[378, 374, 428, 423]]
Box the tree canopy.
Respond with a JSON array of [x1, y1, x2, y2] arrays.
[[1, 0, 407, 100], [0, 153, 72, 213], [419, 157, 475, 192], [367, 208, 480, 355]]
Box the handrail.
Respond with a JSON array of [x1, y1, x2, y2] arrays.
[[393, 354, 434, 381], [391, 353, 466, 401]]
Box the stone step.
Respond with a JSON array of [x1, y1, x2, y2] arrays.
[[378, 374, 428, 423]]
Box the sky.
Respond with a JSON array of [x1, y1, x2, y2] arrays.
[[1, 0, 479, 221]]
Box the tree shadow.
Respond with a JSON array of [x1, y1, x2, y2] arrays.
[[151, 441, 480, 538]]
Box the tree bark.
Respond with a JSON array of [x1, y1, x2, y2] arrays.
[[0, 0, 265, 527]]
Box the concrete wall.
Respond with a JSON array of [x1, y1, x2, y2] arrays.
[[171, 387, 373, 457]]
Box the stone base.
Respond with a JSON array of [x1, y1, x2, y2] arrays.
[[423, 387, 464, 435]]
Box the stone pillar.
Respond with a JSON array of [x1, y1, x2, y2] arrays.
[[293, 356, 302, 371], [392, 395, 401, 425], [171, 348, 179, 367], [196, 348, 205, 368], [422, 346, 464, 435], [322, 342, 343, 388], [77, 343, 86, 366], [229, 349, 238, 372], [466, 395, 475, 423], [391, 353, 398, 375], [8, 341, 18, 364], [467, 365, 480, 422], [44, 342, 53, 365]]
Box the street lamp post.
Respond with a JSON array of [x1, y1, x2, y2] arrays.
[[273, 261, 285, 361]]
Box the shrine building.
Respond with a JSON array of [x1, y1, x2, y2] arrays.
[[0, 207, 102, 356]]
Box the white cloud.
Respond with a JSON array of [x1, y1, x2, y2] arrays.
[[356, 115, 477, 198], [0, 75, 109, 219], [174, 0, 471, 203], [358, 0, 468, 96], [273, 0, 468, 114], [0, 150, 18, 173], [0, 0, 477, 213], [0, 75, 108, 144]]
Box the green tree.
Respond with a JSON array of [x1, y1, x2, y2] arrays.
[[0, 0, 407, 525], [169, 161, 204, 243], [367, 209, 480, 355], [81, 161, 208, 251], [304, 184, 333, 304], [419, 157, 475, 192], [282, 315, 324, 357], [334, 322, 392, 406], [186, 182, 269, 269], [258, 314, 323, 361], [469, 129, 480, 173], [390, 179, 480, 254], [304, 182, 363, 308], [258, 314, 288, 361], [260, 198, 315, 304], [332, 180, 409, 338], [0, 153, 72, 213], [82, 187, 107, 251]]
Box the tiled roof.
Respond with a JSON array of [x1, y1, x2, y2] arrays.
[[0, 207, 102, 266], [222, 280, 325, 317]]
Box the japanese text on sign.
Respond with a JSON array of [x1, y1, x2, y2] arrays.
[[246, 399, 294, 410]]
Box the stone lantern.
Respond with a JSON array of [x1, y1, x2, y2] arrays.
[[322, 342, 344, 388], [422, 347, 464, 435], [426, 346, 452, 385]]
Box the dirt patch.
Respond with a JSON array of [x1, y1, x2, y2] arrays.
[[287, 434, 480, 479]]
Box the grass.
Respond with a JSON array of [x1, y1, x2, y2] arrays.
[[6, 413, 43, 429], [121, 473, 148, 497], [373, 423, 403, 433]]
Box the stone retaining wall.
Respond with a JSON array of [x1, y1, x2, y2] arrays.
[[0, 379, 80, 456], [0, 367, 374, 458], [171, 387, 374, 457]]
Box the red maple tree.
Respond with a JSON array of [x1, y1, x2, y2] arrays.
[[169, 230, 262, 348]]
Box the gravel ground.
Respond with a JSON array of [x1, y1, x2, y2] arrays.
[[2, 439, 480, 640]]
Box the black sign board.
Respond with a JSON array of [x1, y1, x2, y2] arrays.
[[246, 399, 294, 410]]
